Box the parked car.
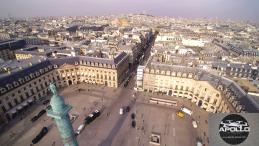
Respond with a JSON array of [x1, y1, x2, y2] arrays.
[[31, 116, 39, 122], [119, 108, 124, 115], [131, 113, 135, 119], [38, 109, 46, 117], [42, 100, 50, 105], [76, 124, 85, 135], [85, 110, 101, 125], [93, 110, 101, 117], [192, 120, 198, 128], [125, 106, 130, 112], [176, 111, 185, 118], [32, 127, 48, 144], [131, 120, 136, 128], [180, 107, 193, 116]]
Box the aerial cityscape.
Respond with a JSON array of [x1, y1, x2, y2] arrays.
[[0, 1, 259, 146]]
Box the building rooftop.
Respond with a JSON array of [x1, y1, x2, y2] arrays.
[[0, 39, 26, 51], [0, 52, 128, 96], [145, 57, 258, 112]]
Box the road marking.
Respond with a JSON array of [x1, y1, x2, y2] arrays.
[[172, 113, 175, 120], [173, 128, 175, 136]]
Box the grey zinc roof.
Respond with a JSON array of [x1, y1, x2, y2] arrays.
[[146, 58, 258, 112], [0, 39, 26, 50], [0, 59, 53, 95], [0, 52, 128, 96]]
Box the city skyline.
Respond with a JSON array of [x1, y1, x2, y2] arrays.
[[1, 0, 259, 23], [0, 1, 259, 146]]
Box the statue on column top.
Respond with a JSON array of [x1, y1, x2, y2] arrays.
[[49, 83, 57, 95]]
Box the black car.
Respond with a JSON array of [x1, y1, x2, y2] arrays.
[[37, 109, 46, 117], [85, 110, 101, 125], [131, 113, 135, 119], [93, 110, 101, 117], [85, 114, 94, 124], [42, 100, 50, 105], [125, 106, 130, 112], [32, 127, 48, 144], [131, 120, 136, 128], [124, 80, 129, 87], [31, 116, 39, 122]]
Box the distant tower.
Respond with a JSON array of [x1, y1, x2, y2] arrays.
[[47, 83, 78, 146]]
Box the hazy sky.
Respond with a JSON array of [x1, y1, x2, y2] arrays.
[[0, 0, 258, 22]]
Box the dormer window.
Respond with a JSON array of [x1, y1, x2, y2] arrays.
[[6, 84, 13, 90], [29, 73, 35, 78], [39, 69, 44, 74], [25, 76, 30, 81], [0, 87, 7, 94], [13, 81, 19, 87], [18, 78, 25, 84]]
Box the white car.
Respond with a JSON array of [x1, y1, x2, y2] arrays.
[[119, 108, 124, 115], [181, 107, 193, 116], [76, 124, 85, 135], [192, 120, 198, 128]]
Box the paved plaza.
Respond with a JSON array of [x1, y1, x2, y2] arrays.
[[0, 82, 209, 146]]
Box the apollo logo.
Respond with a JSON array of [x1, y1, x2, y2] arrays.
[[219, 114, 250, 145]]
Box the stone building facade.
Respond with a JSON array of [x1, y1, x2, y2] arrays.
[[137, 62, 257, 114], [0, 52, 129, 125]]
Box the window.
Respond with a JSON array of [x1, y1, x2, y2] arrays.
[[1, 106, 6, 113], [206, 97, 210, 102], [30, 89, 34, 94], [14, 99, 19, 105], [213, 99, 217, 105], [8, 102, 12, 108], [20, 95, 24, 101], [25, 92, 29, 98], [36, 87, 39, 92]]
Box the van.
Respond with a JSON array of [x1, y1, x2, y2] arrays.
[[180, 107, 193, 116]]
